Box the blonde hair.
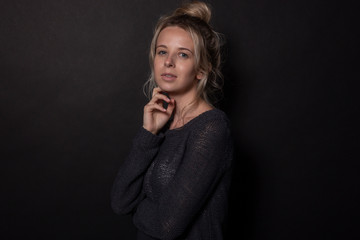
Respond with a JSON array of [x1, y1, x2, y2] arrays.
[[143, 1, 224, 106]]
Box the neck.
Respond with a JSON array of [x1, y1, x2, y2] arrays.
[[168, 90, 213, 130], [169, 89, 198, 118]]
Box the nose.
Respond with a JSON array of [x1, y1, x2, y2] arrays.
[[164, 56, 175, 67]]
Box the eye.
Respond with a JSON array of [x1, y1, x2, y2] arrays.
[[179, 52, 189, 58], [157, 50, 166, 55]]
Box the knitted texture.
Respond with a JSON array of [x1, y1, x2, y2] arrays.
[[111, 109, 233, 240]]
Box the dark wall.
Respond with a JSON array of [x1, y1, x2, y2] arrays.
[[1, 0, 358, 239]]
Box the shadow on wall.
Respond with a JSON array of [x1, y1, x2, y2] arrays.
[[219, 37, 257, 240]]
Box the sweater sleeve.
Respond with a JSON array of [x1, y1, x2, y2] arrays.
[[111, 127, 164, 215], [133, 116, 232, 240]]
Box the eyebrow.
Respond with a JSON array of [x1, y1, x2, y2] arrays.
[[156, 45, 193, 54]]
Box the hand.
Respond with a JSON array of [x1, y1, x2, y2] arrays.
[[143, 87, 175, 135]]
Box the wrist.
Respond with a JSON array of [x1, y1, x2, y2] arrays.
[[142, 125, 157, 135]]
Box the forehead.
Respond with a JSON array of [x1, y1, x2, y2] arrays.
[[157, 26, 194, 49]]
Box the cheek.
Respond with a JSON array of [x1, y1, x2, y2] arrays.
[[181, 64, 197, 79], [153, 60, 161, 74]]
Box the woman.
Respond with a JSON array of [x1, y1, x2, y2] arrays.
[[111, 1, 233, 239]]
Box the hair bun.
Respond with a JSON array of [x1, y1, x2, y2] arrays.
[[173, 1, 211, 24]]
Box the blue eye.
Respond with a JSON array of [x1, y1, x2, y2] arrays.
[[179, 52, 189, 58], [157, 50, 166, 55]]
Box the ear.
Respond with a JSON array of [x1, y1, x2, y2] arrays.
[[196, 71, 204, 80]]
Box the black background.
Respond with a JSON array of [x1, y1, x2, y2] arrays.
[[1, 0, 359, 239]]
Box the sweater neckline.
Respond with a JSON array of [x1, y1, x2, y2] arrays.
[[165, 108, 219, 133]]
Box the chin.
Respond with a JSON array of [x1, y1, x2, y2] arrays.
[[156, 82, 175, 93]]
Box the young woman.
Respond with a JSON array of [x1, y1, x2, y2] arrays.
[[111, 1, 233, 239]]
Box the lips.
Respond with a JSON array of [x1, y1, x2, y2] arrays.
[[161, 73, 177, 81]]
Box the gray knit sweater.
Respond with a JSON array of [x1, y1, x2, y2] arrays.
[[111, 109, 233, 240]]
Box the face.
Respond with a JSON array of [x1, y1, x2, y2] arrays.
[[154, 26, 202, 96]]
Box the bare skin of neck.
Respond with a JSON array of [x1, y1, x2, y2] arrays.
[[169, 97, 213, 130]]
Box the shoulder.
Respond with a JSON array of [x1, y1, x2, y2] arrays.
[[185, 109, 233, 165], [187, 108, 232, 139], [193, 108, 230, 129]]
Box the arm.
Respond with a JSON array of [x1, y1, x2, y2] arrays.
[[111, 127, 164, 215], [112, 87, 174, 215], [133, 117, 232, 240]]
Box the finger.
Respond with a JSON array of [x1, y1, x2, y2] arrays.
[[144, 103, 167, 113], [152, 87, 163, 97], [150, 92, 171, 104], [166, 99, 176, 113], [152, 87, 169, 100]]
